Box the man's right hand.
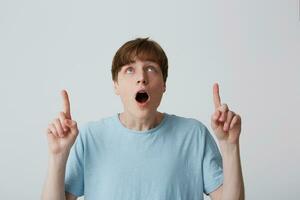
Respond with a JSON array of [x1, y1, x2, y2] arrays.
[[46, 90, 79, 155]]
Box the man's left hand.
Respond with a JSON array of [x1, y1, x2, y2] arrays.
[[211, 83, 242, 145]]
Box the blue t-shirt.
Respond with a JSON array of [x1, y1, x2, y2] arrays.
[[65, 113, 223, 200]]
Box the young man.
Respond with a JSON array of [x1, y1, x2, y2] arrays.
[[42, 38, 245, 200]]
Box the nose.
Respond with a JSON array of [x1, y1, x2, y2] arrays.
[[136, 71, 148, 85], [137, 80, 147, 84]]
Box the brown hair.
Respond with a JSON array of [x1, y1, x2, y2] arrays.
[[111, 37, 168, 83]]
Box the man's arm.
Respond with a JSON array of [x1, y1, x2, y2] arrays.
[[41, 152, 77, 200], [209, 83, 245, 200], [42, 90, 79, 200], [209, 142, 245, 200], [66, 192, 77, 200]]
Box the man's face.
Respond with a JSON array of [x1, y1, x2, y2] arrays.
[[114, 58, 166, 117]]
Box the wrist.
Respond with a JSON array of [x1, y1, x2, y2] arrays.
[[48, 151, 70, 164], [219, 141, 240, 156]]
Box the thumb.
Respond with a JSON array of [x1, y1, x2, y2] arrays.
[[64, 119, 78, 135], [211, 110, 221, 130]]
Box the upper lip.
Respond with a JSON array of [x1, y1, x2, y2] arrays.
[[135, 88, 149, 94]]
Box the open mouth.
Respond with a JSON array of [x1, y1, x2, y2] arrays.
[[135, 91, 149, 103]]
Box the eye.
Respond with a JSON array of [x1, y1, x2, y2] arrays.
[[125, 67, 134, 74], [146, 66, 157, 72]]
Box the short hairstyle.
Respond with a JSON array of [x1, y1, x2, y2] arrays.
[[111, 37, 168, 83]]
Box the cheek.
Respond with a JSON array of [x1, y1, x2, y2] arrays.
[[153, 79, 165, 90], [119, 87, 132, 101], [151, 83, 165, 97]]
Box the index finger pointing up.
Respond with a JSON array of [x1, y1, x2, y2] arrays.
[[61, 89, 72, 119], [213, 83, 222, 110]]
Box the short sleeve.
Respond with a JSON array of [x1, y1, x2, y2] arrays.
[[202, 127, 224, 195], [64, 126, 85, 197]]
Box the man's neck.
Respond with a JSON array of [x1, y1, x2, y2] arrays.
[[119, 111, 164, 131]]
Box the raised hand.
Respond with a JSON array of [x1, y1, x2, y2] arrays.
[[211, 83, 242, 144], [46, 90, 79, 155]]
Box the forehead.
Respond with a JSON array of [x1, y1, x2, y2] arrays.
[[126, 58, 159, 66], [119, 45, 162, 66]]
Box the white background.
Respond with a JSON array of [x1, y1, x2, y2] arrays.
[[0, 0, 299, 199]]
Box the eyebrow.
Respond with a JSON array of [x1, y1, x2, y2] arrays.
[[132, 60, 155, 64], [143, 61, 159, 66], [128, 60, 158, 67]]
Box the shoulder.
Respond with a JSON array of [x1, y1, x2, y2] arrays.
[[77, 114, 117, 138], [166, 113, 209, 135], [167, 113, 206, 127]]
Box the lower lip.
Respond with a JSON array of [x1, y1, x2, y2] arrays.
[[135, 93, 151, 107], [136, 101, 149, 107], [136, 97, 150, 107]]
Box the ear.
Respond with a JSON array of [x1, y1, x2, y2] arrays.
[[113, 81, 120, 95]]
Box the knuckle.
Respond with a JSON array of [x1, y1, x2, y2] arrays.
[[59, 117, 64, 125], [220, 104, 227, 112], [225, 104, 229, 110], [49, 123, 54, 129], [57, 118, 63, 125], [59, 112, 66, 118]]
